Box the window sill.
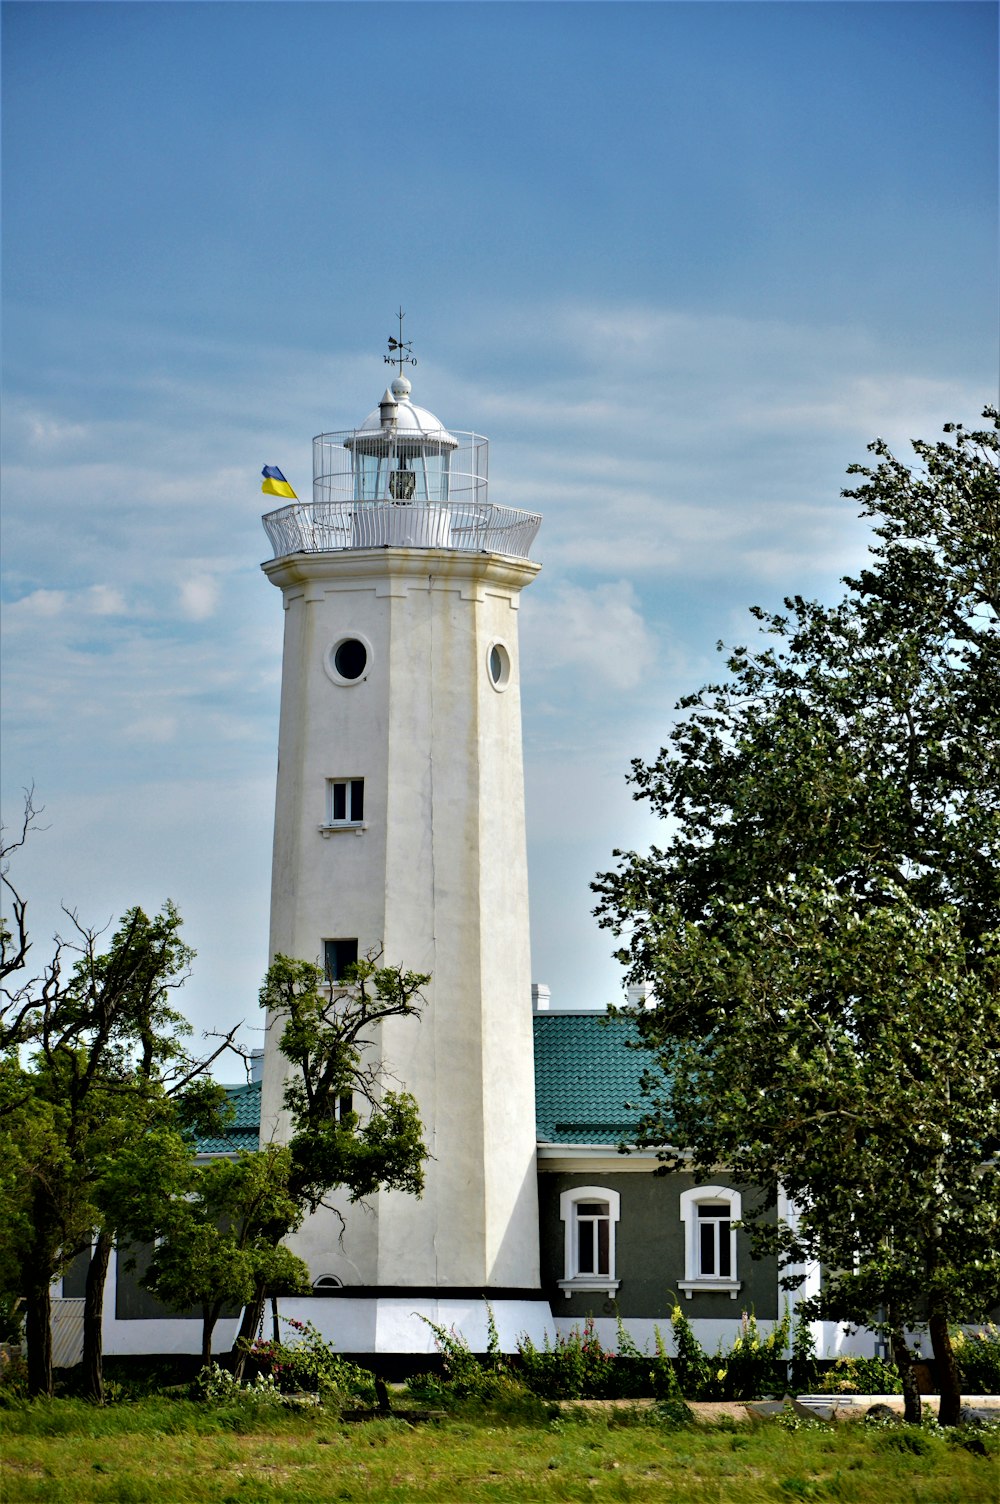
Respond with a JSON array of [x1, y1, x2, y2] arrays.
[[558, 1277, 621, 1300], [678, 1279, 743, 1300], [319, 823, 367, 838]]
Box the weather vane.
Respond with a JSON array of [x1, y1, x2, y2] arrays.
[[385, 307, 417, 375]]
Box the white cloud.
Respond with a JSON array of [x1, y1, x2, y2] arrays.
[[86, 585, 128, 616], [178, 575, 220, 621], [123, 714, 178, 745], [6, 588, 70, 619], [524, 579, 656, 692]]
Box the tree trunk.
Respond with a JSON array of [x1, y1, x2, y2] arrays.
[[82, 1231, 112, 1404], [928, 1313, 962, 1426], [201, 1305, 219, 1369], [230, 1281, 266, 1381], [890, 1328, 923, 1425], [25, 1282, 53, 1398]]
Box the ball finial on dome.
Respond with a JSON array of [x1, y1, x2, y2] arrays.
[[391, 375, 412, 400]]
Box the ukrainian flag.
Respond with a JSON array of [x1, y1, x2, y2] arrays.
[[261, 465, 298, 500]]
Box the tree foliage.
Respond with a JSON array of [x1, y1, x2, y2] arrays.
[[263, 952, 429, 1211], [133, 1145, 310, 1366], [225, 951, 430, 1372], [593, 411, 1000, 1423], [0, 826, 234, 1398]]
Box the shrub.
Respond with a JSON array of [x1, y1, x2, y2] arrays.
[[669, 1304, 713, 1399], [0, 1347, 28, 1402], [654, 1395, 696, 1429], [716, 1308, 791, 1401], [516, 1315, 682, 1401], [417, 1308, 530, 1406], [952, 1325, 1000, 1395], [789, 1314, 820, 1394], [247, 1317, 376, 1404], [816, 1355, 902, 1396], [195, 1362, 284, 1406], [670, 1303, 794, 1400], [516, 1318, 622, 1399]]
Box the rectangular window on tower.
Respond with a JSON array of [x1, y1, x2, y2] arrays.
[[324, 938, 359, 983], [325, 778, 365, 828]]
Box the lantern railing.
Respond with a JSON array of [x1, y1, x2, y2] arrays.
[[262, 500, 542, 561]]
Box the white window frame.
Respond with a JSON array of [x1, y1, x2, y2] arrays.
[[678, 1185, 742, 1299], [558, 1185, 621, 1299], [321, 777, 366, 835]]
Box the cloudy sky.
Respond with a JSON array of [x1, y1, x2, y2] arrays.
[[2, 1, 996, 1062]]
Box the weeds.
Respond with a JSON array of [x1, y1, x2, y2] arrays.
[[244, 1316, 376, 1404]]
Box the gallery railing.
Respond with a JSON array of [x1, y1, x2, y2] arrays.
[[262, 500, 542, 561]]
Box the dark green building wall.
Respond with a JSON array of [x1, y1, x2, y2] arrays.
[[538, 1169, 779, 1323]]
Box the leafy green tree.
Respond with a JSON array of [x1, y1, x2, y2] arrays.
[[228, 952, 429, 1372], [135, 1145, 310, 1367], [593, 411, 1000, 1425], [0, 875, 232, 1399]]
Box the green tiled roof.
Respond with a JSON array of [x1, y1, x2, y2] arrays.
[[195, 1080, 261, 1155], [533, 1011, 651, 1145], [194, 1018, 655, 1156]]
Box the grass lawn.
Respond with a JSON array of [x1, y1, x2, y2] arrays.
[[2, 1398, 998, 1503]]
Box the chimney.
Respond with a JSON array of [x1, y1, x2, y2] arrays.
[[627, 983, 655, 1010]]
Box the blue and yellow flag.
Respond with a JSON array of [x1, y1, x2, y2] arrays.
[[261, 465, 298, 500]]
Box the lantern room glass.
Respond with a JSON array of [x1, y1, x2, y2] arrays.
[[351, 441, 452, 504]]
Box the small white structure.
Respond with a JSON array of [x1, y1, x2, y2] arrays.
[[258, 349, 551, 1350]]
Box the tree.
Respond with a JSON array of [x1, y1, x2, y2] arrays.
[[228, 951, 429, 1372], [1, 789, 61, 1054], [593, 411, 1000, 1424], [131, 1144, 310, 1367], [0, 843, 234, 1398]]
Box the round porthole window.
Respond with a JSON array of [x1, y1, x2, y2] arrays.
[[488, 641, 511, 691], [325, 635, 372, 686]]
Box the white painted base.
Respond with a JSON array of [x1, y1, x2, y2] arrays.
[[102, 1314, 242, 1358], [274, 1296, 556, 1356]]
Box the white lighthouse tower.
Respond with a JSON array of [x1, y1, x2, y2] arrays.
[[258, 327, 550, 1353]]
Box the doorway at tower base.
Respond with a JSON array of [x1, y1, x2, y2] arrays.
[[270, 1294, 556, 1356]]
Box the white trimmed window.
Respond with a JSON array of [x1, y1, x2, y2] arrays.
[[558, 1186, 621, 1298], [322, 778, 365, 831], [678, 1186, 742, 1299]]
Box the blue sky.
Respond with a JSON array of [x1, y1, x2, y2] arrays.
[[2, 1, 997, 1060]]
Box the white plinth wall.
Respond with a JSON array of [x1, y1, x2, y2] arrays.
[[259, 539, 549, 1351]]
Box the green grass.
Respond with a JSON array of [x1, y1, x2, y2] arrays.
[[1, 1399, 996, 1502]]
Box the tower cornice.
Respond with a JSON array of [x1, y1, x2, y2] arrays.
[[261, 546, 541, 595]]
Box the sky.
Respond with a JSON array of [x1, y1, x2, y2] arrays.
[[2, 1, 997, 1068]]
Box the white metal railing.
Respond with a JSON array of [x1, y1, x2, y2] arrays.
[[262, 501, 542, 561]]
